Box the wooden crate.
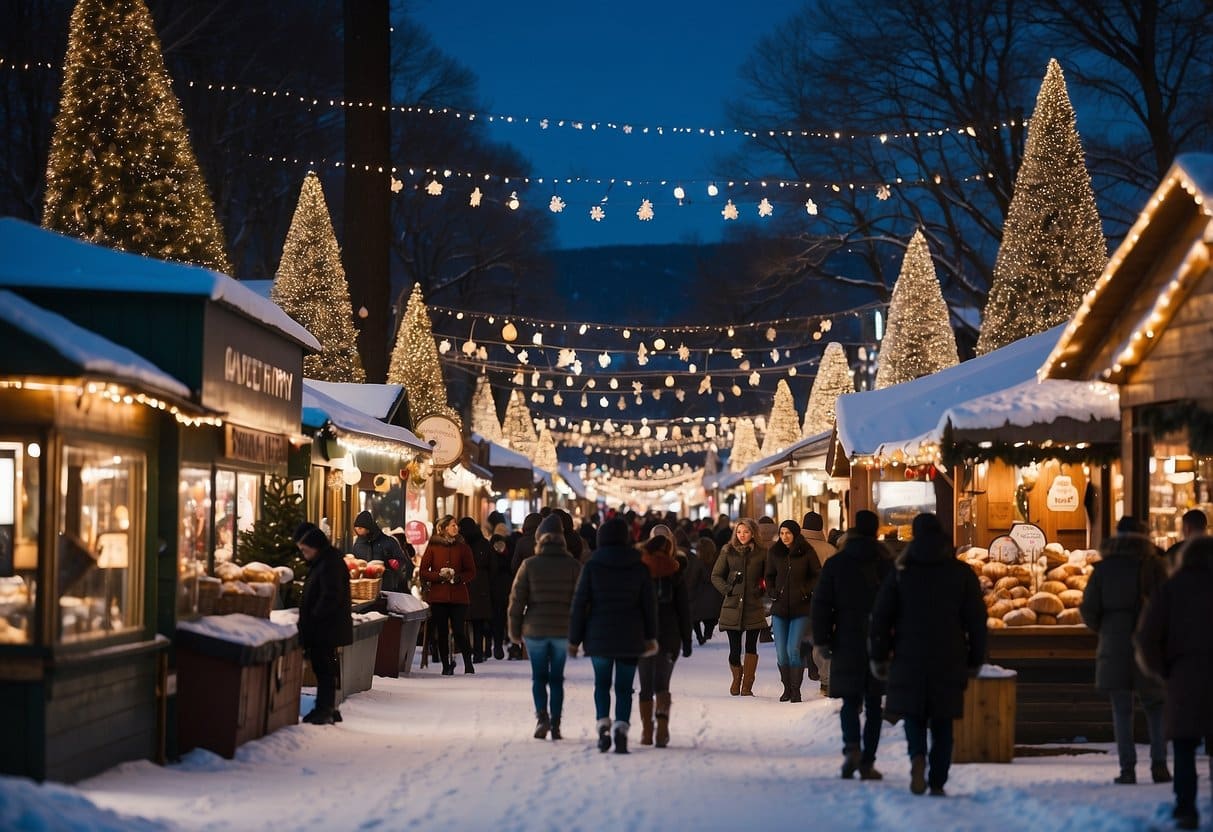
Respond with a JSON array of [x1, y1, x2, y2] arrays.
[[953, 674, 1016, 763]]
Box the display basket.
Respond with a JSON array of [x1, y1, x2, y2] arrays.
[[197, 579, 221, 616], [350, 577, 382, 602], [214, 590, 274, 619]]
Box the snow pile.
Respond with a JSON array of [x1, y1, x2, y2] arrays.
[[977, 664, 1017, 679], [302, 379, 404, 420], [302, 381, 431, 454], [0, 776, 166, 831], [177, 613, 297, 647]]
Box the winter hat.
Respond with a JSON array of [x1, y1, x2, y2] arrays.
[[353, 510, 376, 531], [779, 519, 802, 538], [521, 513, 543, 535], [293, 522, 318, 543], [911, 512, 943, 539], [649, 524, 674, 541], [298, 526, 329, 550], [536, 514, 564, 544], [597, 517, 631, 548], [854, 510, 880, 538], [801, 511, 825, 532], [1116, 515, 1144, 534]]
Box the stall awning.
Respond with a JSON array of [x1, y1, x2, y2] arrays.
[[747, 430, 833, 476], [556, 462, 588, 500], [470, 432, 534, 492], [302, 379, 405, 422], [302, 381, 431, 456]]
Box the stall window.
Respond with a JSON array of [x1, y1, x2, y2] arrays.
[[361, 474, 402, 531], [871, 476, 936, 541], [58, 444, 144, 642], [0, 441, 39, 644], [214, 469, 262, 562], [177, 467, 212, 617], [1147, 431, 1211, 551]]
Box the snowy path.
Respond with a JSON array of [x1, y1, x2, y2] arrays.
[[4, 637, 1199, 831]]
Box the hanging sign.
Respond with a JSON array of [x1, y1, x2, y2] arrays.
[[1046, 475, 1080, 512], [1009, 522, 1047, 558], [414, 414, 463, 468]]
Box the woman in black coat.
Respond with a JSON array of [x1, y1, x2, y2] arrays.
[[459, 517, 496, 662], [1135, 535, 1213, 830], [296, 525, 352, 725], [765, 519, 820, 703], [869, 513, 985, 796], [635, 533, 693, 748], [487, 533, 514, 660]]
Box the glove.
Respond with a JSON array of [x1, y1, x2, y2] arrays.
[[640, 639, 660, 658], [682, 642, 693, 658], [567, 643, 580, 658], [869, 659, 890, 681], [387, 558, 401, 571], [813, 644, 832, 663]]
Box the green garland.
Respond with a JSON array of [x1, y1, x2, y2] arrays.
[[1135, 400, 1213, 456]]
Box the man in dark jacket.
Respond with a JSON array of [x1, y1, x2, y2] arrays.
[[296, 525, 352, 725], [869, 513, 985, 796], [352, 510, 410, 592], [812, 510, 893, 779], [1136, 536, 1213, 830], [1081, 515, 1171, 784]]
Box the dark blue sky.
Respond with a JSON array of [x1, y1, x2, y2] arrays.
[[409, 0, 805, 251]]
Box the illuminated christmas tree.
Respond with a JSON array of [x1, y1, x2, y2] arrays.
[[977, 59, 1107, 354], [471, 375, 503, 443], [388, 283, 451, 421], [729, 417, 761, 473], [761, 379, 802, 456], [272, 173, 365, 383], [803, 342, 854, 437], [534, 424, 559, 472], [43, 0, 230, 273], [874, 229, 959, 388], [501, 389, 538, 460]]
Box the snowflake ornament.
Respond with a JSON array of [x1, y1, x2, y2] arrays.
[[438, 339, 451, 354], [632, 381, 643, 394], [805, 199, 818, 216], [556, 348, 577, 368], [390, 177, 403, 193], [698, 376, 712, 395], [549, 195, 566, 213], [765, 327, 777, 342], [426, 180, 443, 196], [517, 350, 530, 365], [675, 389, 686, 402], [637, 343, 649, 366], [721, 199, 739, 220], [590, 205, 606, 222], [637, 199, 655, 221], [678, 343, 690, 362], [470, 187, 483, 207], [598, 352, 611, 369], [876, 185, 891, 201], [770, 349, 780, 363], [477, 346, 488, 361], [757, 198, 773, 218], [730, 347, 743, 360]]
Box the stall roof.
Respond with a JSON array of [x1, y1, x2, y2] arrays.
[[557, 462, 588, 500], [302, 381, 431, 455], [0, 289, 193, 402], [706, 431, 834, 493], [469, 432, 534, 492], [0, 219, 321, 351], [836, 325, 1066, 457], [471, 432, 533, 470], [303, 379, 405, 421], [534, 467, 555, 491]]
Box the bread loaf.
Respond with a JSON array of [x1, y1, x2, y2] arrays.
[[1003, 608, 1037, 626], [1036, 614, 1058, 625], [1040, 580, 1069, 595], [1059, 589, 1084, 608], [986, 600, 1014, 619], [1065, 575, 1088, 590], [1028, 592, 1065, 616], [1010, 586, 1031, 599], [987, 617, 1007, 629], [982, 562, 1009, 579], [1057, 608, 1084, 626]]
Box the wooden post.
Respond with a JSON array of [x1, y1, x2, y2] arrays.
[[953, 673, 1017, 763]]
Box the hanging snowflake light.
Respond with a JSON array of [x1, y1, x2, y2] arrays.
[[637, 199, 655, 221], [748, 371, 760, 386], [677, 343, 690, 361], [470, 187, 483, 207], [757, 198, 773, 217], [598, 352, 611, 369], [876, 185, 891, 201], [590, 205, 606, 222], [765, 327, 777, 341], [426, 180, 444, 196], [390, 176, 403, 193], [637, 343, 649, 365], [721, 200, 739, 220], [507, 191, 520, 210], [673, 185, 685, 202], [805, 199, 818, 215], [549, 195, 566, 213]]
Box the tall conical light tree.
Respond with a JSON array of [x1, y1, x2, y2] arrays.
[[761, 379, 802, 456], [388, 283, 451, 421], [501, 389, 538, 460], [272, 173, 365, 383], [534, 425, 559, 472], [471, 375, 503, 443], [803, 342, 855, 437], [977, 59, 1108, 354], [729, 417, 761, 473], [43, 0, 230, 273], [874, 230, 959, 389]]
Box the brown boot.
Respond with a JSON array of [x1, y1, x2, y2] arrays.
[[655, 693, 671, 748], [741, 654, 759, 696], [730, 664, 742, 696], [638, 700, 654, 746]]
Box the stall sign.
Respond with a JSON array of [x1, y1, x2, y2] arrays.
[[224, 424, 288, 467], [404, 519, 429, 546], [1009, 522, 1047, 557], [414, 414, 462, 468], [988, 535, 1021, 564], [1046, 476, 1080, 512]]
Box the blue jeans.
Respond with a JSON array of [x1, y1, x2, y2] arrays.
[[770, 615, 809, 667], [904, 716, 954, 790], [1109, 689, 1166, 770], [590, 656, 637, 723], [524, 637, 568, 720], [841, 685, 884, 765]]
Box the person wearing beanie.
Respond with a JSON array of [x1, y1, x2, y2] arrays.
[[635, 532, 693, 747], [812, 509, 894, 779], [352, 510, 410, 593], [764, 519, 820, 703], [569, 517, 659, 754], [420, 515, 478, 675], [711, 518, 767, 696], [296, 526, 352, 725], [509, 513, 581, 741]]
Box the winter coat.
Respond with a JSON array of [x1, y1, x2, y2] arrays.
[[508, 538, 581, 641], [811, 534, 893, 698], [569, 543, 657, 658], [459, 520, 495, 620], [801, 528, 836, 566], [711, 541, 768, 631], [1080, 532, 1167, 694], [488, 544, 514, 613], [684, 551, 722, 621], [351, 514, 410, 593], [643, 551, 693, 656], [869, 532, 986, 720], [765, 536, 821, 619], [298, 544, 353, 650], [419, 535, 476, 605], [509, 514, 542, 574], [1135, 540, 1213, 739]]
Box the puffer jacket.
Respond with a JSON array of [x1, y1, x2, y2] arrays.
[[569, 543, 657, 658], [765, 536, 820, 619], [351, 511, 410, 593], [711, 541, 767, 631], [508, 537, 581, 640]]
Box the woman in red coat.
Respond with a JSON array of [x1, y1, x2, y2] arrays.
[[420, 515, 478, 675]]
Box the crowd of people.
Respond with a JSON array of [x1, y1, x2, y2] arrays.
[[289, 504, 1213, 828]]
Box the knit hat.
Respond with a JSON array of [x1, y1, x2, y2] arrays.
[[353, 510, 376, 531], [597, 517, 631, 547], [801, 511, 824, 532], [536, 514, 564, 543], [779, 519, 802, 537], [298, 527, 329, 550], [854, 510, 879, 538], [649, 524, 674, 541]]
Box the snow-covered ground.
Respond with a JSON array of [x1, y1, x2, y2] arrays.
[[3, 637, 1201, 831]]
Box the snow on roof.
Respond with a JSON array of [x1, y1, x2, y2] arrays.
[[836, 325, 1066, 457], [471, 432, 533, 470], [241, 279, 274, 301], [744, 430, 833, 478], [534, 467, 555, 490], [302, 381, 431, 454], [557, 462, 587, 499], [0, 219, 320, 351], [177, 613, 298, 648], [0, 289, 191, 400], [303, 379, 404, 420]]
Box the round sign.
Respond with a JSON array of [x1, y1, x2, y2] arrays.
[[988, 535, 1021, 564], [1009, 522, 1048, 557], [404, 519, 429, 546], [414, 414, 463, 468]]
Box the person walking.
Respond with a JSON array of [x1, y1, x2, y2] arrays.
[[711, 518, 767, 696], [811, 510, 894, 779], [1135, 536, 1213, 830], [801, 511, 837, 692], [765, 519, 820, 703], [1080, 515, 1171, 784], [636, 531, 693, 747], [869, 512, 986, 796], [351, 510, 410, 593], [295, 524, 352, 725], [508, 514, 581, 741], [691, 536, 722, 644], [459, 517, 496, 663], [420, 515, 478, 675], [569, 517, 658, 754], [487, 531, 514, 660]]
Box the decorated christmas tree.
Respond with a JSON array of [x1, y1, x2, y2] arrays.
[[501, 389, 538, 460], [534, 424, 559, 472], [977, 59, 1108, 354], [729, 417, 761, 473], [874, 230, 959, 389], [761, 379, 802, 456], [388, 283, 452, 421], [43, 0, 230, 273], [272, 172, 365, 383], [471, 375, 503, 443], [803, 342, 855, 437], [236, 475, 307, 604]]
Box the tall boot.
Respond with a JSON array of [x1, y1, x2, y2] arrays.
[[778, 665, 791, 702], [741, 654, 759, 696], [638, 700, 654, 746], [613, 721, 629, 754], [788, 666, 805, 703], [550, 717, 562, 741], [841, 743, 861, 779], [462, 650, 475, 674], [729, 664, 742, 696], [597, 718, 612, 752], [534, 710, 550, 740], [655, 693, 672, 748]]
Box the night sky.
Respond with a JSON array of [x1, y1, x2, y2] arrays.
[[409, 0, 805, 251]]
